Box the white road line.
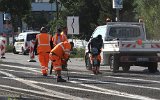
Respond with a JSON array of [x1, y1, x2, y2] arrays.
[[5, 77, 157, 100], [0, 64, 40, 73], [73, 77, 160, 91], [0, 70, 89, 100], [3, 74, 158, 100], [0, 64, 159, 100], [0, 88, 52, 100], [69, 80, 158, 100], [80, 83, 156, 100], [70, 71, 160, 85], [105, 76, 160, 84], [0, 69, 33, 74]]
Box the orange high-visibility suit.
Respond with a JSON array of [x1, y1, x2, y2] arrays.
[[35, 32, 53, 75], [49, 41, 71, 71], [52, 33, 68, 46]]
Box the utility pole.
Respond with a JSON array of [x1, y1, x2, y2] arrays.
[[56, 0, 59, 20], [116, 9, 120, 22]]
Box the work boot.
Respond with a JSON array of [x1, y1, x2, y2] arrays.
[[57, 78, 67, 82]]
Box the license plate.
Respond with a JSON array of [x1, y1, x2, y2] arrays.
[[137, 58, 149, 62]]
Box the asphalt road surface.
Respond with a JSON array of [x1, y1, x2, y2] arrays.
[[0, 53, 160, 100]]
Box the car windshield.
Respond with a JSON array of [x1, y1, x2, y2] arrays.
[[109, 27, 141, 38], [92, 26, 106, 38], [26, 33, 38, 41]]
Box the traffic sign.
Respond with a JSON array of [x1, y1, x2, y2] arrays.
[[67, 16, 79, 35], [112, 0, 123, 9]]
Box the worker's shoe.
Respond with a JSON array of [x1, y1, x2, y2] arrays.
[[57, 78, 66, 82]]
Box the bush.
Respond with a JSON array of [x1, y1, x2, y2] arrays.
[[70, 48, 85, 58], [6, 45, 14, 53]]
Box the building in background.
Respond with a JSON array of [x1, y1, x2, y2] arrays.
[[22, 0, 56, 31], [0, 0, 56, 45]]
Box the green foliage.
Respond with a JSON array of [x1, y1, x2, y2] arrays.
[[49, 19, 65, 35], [56, 0, 136, 41], [6, 45, 14, 53], [70, 48, 85, 58], [134, 0, 160, 39], [0, 0, 31, 32], [0, 0, 31, 18]]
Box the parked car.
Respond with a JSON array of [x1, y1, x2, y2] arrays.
[[13, 31, 40, 55], [85, 22, 160, 73]]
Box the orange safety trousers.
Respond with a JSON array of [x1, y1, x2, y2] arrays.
[[90, 54, 101, 71], [49, 54, 62, 71], [38, 52, 49, 74], [90, 54, 101, 63]]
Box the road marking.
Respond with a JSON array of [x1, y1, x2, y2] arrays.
[[4, 73, 158, 100], [4, 77, 157, 100], [73, 77, 160, 91], [0, 64, 159, 99], [80, 83, 156, 100], [105, 76, 160, 84], [0, 88, 52, 100], [0, 64, 40, 73], [69, 81, 157, 100], [0, 70, 89, 100], [0, 69, 33, 74]]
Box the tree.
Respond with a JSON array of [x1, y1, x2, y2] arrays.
[[49, 0, 136, 40], [0, 0, 31, 32], [54, 0, 101, 40], [134, 0, 160, 39]]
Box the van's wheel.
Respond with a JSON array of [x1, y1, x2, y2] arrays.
[[85, 52, 92, 70], [22, 47, 26, 55], [13, 47, 18, 54], [109, 54, 119, 72], [148, 62, 158, 73], [122, 64, 130, 72]]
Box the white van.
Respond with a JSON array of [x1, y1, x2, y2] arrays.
[[13, 31, 40, 55]]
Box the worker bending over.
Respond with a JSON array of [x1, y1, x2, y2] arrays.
[[49, 41, 74, 82]]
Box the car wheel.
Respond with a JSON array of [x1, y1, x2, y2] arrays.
[[13, 47, 18, 54], [122, 64, 130, 72], [109, 54, 119, 73], [22, 47, 27, 55], [148, 62, 158, 73]]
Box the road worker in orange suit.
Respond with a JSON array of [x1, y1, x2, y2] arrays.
[[49, 41, 74, 82], [34, 27, 53, 76], [52, 27, 68, 47], [52, 27, 68, 71]]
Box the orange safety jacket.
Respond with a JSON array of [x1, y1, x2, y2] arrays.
[[61, 31, 67, 36], [50, 41, 71, 60], [36, 33, 52, 53], [52, 33, 68, 46]]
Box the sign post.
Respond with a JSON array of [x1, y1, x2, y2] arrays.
[[112, 0, 123, 21], [67, 16, 79, 41]]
